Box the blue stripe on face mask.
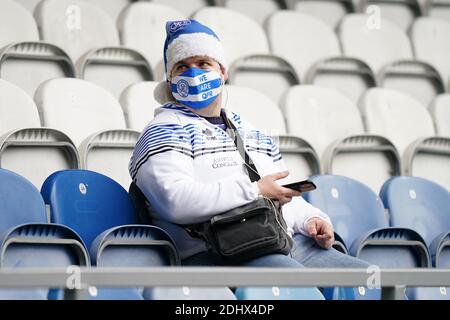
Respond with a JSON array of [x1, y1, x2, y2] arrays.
[[171, 67, 222, 110], [171, 78, 221, 95]]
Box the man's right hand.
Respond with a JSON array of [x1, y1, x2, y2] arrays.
[[257, 171, 301, 205]]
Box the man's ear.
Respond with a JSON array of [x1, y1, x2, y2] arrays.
[[221, 67, 228, 83]]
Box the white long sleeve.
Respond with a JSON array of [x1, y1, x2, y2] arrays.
[[135, 150, 258, 225]]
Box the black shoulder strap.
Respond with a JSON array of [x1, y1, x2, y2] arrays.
[[221, 111, 261, 182]]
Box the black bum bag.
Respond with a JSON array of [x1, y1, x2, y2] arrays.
[[186, 197, 293, 265]]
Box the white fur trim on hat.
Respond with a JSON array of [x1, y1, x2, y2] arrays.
[[165, 32, 227, 79]]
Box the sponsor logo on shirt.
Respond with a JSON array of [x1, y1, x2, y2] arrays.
[[212, 156, 238, 169]]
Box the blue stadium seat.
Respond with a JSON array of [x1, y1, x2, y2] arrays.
[[0, 168, 89, 299], [41, 169, 179, 300], [304, 175, 430, 300], [380, 176, 450, 267], [380, 176, 450, 300], [234, 287, 324, 300], [41, 169, 139, 250]]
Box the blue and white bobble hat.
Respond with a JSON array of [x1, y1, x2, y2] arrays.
[[163, 19, 227, 79]]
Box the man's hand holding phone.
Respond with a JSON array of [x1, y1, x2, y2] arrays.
[[257, 171, 301, 205]]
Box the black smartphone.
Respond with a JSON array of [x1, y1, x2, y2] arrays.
[[282, 180, 317, 193]]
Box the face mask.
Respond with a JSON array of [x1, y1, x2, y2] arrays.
[[171, 67, 222, 109]]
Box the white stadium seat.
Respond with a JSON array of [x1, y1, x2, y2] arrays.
[[225, 85, 285, 135], [225, 85, 321, 181], [410, 17, 450, 89], [355, 0, 422, 32], [360, 88, 450, 189], [0, 79, 79, 188], [34, 78, 127, 147], [292, 0, 354, 30], [13, 0, 42, 13], [339, 13, 445, 107], [281, 85, 402, 192], [0, 79, 40, 134], [35, 0, 153, 99], [266, 11, 341, 82], [430, 94, 450, 137], [0, 0, 75, 97], [35, 78, 138, 188], [266, 10, 376, 104], [119, 81, 160, 132], [194, 7, 298, 105], [0, 0, 38, 46], [193, 7, 270, 66], [424, 0, 450, 24], [118, 2, 186, 80], [89, 0, 133, 22], [224, 0, 285, 25], [35, 0, 119, 63]]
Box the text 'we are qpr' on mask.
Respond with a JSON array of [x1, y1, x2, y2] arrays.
[[171, 67, 222, 109]]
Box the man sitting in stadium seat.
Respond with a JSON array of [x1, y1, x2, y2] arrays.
[[128, 19, 369, 285]]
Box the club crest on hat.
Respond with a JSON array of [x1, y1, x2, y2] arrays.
[[176, 79, 189, 98], [168, 20, 191, 34]]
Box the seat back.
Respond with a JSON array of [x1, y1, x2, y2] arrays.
[[0, 169, 47, 232], [359, 88, 435, 155], [266, 11, 341, 81], [430, 94, 450, 136], [339, 14, 413, 73], [225, 85, 286, 135], [118, 2, 186, 74], [292, 0, 354, 30], [89, 0, 132, 21], [0, 79, 40, 135], [41, 169, 138, 249], [280, 85, 364, 158], [303, 175, 388, 249], [35, 78, 126, 147], [411, 17, 450, 87], [380, 176, 450, 247], [0, 0, 39, 47], [35, 0, 120, 62], [356, 0, 422, 31], [193, 7, 270, 66], [426, 0, 450, 24], [119, 81, 160, 131], [12, 0, 42, 14]]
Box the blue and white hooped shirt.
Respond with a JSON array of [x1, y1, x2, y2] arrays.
[[129, 103, 331, 259]]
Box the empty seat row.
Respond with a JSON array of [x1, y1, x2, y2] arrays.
[[225, 84, 450, 192], [12, 0, 450, 30], [0, 0, 153, 99], [1, 77, 449, 192], [2, 167, 448, 299], [0, 78, 139, 189], [3, 1, 450, 106], [0, 167, 324, 300]]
